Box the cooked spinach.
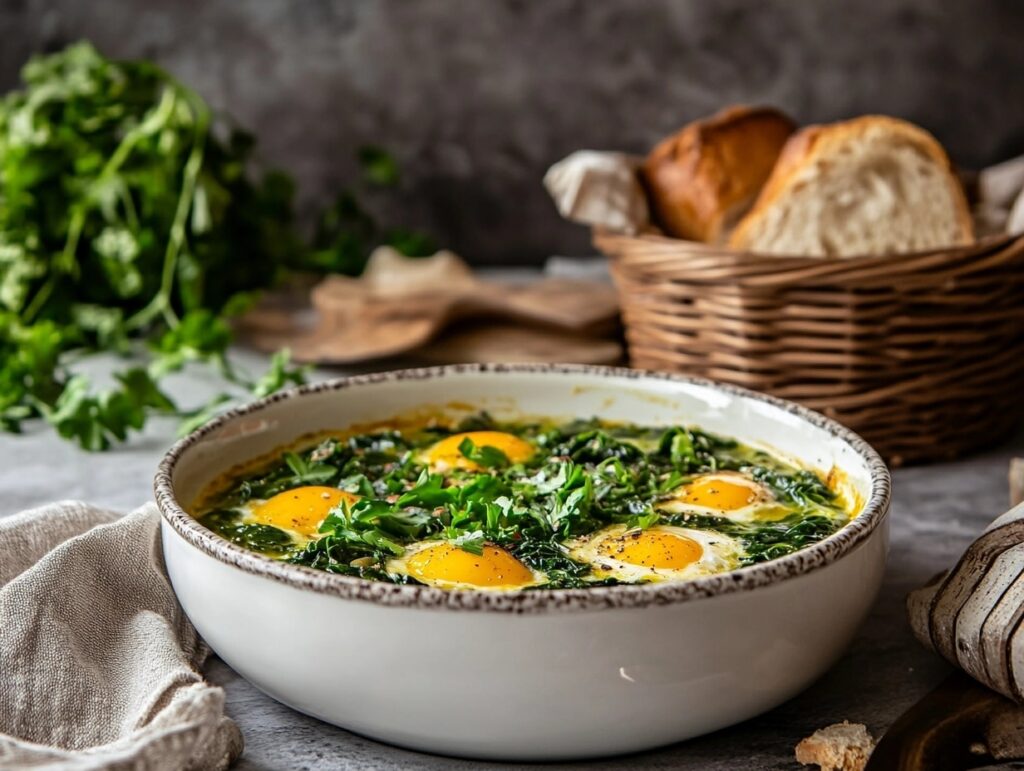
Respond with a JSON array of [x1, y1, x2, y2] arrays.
[[201, 510, 294, 555], [197, 416, 853, 589]]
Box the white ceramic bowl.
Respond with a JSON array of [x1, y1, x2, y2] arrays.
[[155, 364, 890, 761]]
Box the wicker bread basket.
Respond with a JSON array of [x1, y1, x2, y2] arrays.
[[597, 229, 1024, 465]]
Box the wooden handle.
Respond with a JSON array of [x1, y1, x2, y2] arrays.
[[866, 672, 1007, 770]]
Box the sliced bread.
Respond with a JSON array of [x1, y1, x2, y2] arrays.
[[641, 105, 796, 243], [795, 721, 876, 771], [729, 115, 974, 256]]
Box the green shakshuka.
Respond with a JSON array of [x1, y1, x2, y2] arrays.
[[192, 416, 857, 591]]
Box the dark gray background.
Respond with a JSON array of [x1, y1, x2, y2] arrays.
[[3, 0, 1024, 264]]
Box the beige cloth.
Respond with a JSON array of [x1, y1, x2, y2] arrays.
[[0, 501, 242, 770]]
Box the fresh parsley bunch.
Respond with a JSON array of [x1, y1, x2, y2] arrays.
[[0, 42, 430, 450]]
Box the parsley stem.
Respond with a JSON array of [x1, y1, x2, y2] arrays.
[[125, 86, 208, 333], [56, 208, 86, 276], [25, 88, 179, 327], [21, 275, 55, 323]]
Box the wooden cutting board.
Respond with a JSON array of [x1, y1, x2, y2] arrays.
[[236, 248, 622, 365]]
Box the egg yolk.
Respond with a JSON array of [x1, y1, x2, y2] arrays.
[[425, 431, 534, 471], [253, 486, 358, 537], [675, 475, 763, 511], [405, 543, 536, 588], [597, 529, 703, 570]]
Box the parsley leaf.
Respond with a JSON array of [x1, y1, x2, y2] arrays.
[[458, 437, 510, 469]]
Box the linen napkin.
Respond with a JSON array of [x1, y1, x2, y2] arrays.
[[543, 150, 650, 234], [0, 501, 242, 770]]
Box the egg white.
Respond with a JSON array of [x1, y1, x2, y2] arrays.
[[568, 524, 744, 584], [655, 471, 785, 522]]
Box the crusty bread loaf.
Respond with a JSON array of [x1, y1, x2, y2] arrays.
[[641, 105, 796, 243], [729, 115, 974, 256], [795, 722, 875, 771]]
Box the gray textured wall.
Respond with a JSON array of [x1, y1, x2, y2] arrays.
[[3, 0, 1024, 264]]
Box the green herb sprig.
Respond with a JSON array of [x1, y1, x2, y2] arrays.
[[0, 42, 433, 449]]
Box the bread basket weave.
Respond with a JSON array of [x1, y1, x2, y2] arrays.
[[597, 229, 1024, 465]]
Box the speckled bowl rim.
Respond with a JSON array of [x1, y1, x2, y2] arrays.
[[154, 363, 891, 614]]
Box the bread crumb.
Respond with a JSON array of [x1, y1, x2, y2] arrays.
[[796, 721, 876, 771]]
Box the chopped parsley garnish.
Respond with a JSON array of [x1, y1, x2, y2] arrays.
[[197, 415, 852, 590]]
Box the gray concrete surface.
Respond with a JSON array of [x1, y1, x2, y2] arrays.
[[2, 347, 1022, 768]]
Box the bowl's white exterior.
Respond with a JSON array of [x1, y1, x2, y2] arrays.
[[162, 525, 885, 759], [158, 366, 890, 761]]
